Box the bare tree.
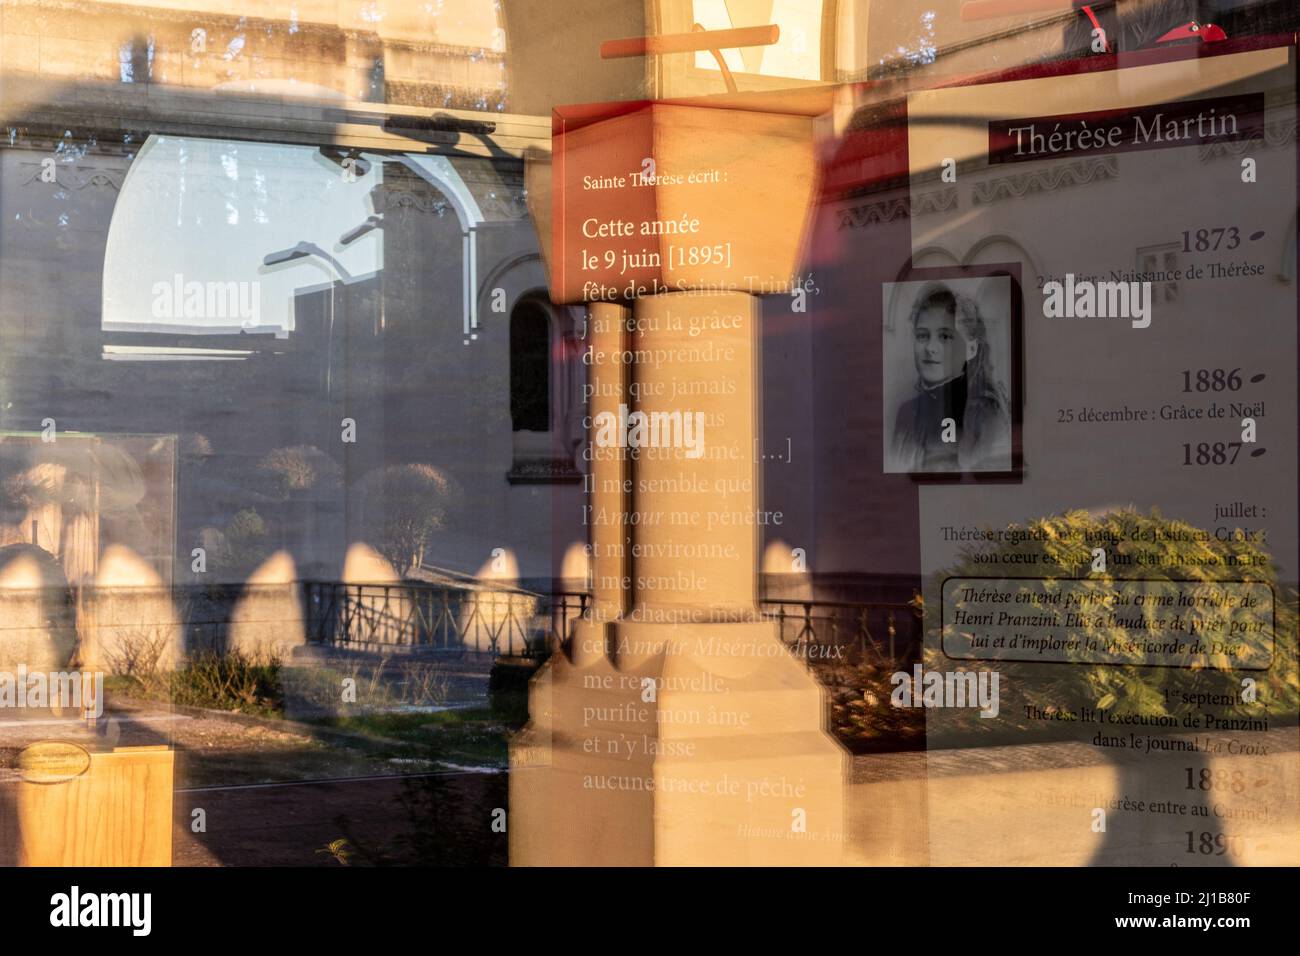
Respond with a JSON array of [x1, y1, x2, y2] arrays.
[[357, 464, 460, 575]]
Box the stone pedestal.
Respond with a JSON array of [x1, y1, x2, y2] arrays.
[[513, 88, 843, 865], [510, 291, 844, 866]]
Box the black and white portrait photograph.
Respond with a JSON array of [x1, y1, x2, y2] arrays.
[[882, 271, 1020, 477]]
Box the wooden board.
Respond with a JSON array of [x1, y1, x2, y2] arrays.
[[17, 745, 174, 866]]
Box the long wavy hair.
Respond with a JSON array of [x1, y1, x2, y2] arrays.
[[908, 283, 1009, 414]]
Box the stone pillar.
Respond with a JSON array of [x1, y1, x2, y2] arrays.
[[511, 90, 843, 866], [585, 301, 631, 630], [625, 291, 758, 619], [510, 290, 845, 866]]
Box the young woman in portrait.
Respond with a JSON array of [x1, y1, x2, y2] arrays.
[[891, 283, 1012, 474]]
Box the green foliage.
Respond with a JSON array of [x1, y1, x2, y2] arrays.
[[924, 508, 1298, 740], [811, 508, 1297, 750], [224, 508, 269, 572], [285, 655, 450, 718], [315, 839, 353, 866], [110, 648, 283, 715], [313, 708, 508, 765], [167, 649, 284, 715], [819, 660, 926, 751], [488, 657, 540, 728]]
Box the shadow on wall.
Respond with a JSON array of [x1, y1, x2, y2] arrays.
[[0, 544, 77, 671]]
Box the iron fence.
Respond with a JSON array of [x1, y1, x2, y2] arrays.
[[0, 580, 920, 668], [762, 598, 924, 666], [303, 582, 921, 665], [303, 581, 589, 658]]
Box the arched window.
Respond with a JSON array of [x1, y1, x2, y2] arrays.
[[506, 295, 582, 485], [510, 299, 551, 433]]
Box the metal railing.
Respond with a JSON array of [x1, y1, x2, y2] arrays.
[[303, 582, 921, 665], [0, 580, 919, 667], [303, 581, 589, 658], [762, 598, 924, 666]]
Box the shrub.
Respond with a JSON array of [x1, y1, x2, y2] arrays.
[[488, 656, 540, 728], [257, 445, 341, 499], [283, 653, 451, 719], [168, 649, 284, 714], [225, 508, 269, 572], [810, 508, 1298, 751], [919, 508, 1298, 743]]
